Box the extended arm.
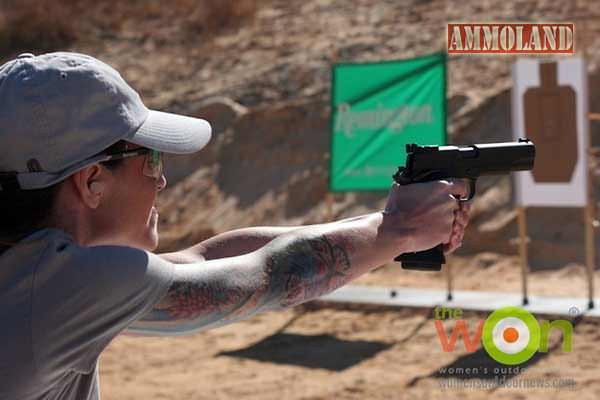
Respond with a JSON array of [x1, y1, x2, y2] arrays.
[[131, 181, 469, 336], [130, 212, 397, 335], [158, 214, 373, 262]]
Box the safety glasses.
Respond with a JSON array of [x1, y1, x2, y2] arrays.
[[101, 146, 163, 180]]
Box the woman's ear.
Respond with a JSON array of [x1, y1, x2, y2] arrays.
[[71, 164, 107, 209], [89, 181, 105, 195]]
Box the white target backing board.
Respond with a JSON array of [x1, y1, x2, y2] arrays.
[[512, 57, 589, 207]]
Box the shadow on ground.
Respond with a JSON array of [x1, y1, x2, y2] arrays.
[[218, 332, 392, 371]]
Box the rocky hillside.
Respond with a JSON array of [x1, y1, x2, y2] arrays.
[[3, 0, 600, 269]]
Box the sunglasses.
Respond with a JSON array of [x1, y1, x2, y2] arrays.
[[101, 146, 163, 180]]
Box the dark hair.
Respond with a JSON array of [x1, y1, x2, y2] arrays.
[[0, 141, 128, 254]]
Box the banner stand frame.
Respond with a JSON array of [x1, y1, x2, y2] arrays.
[[325, 48, 338, 224]]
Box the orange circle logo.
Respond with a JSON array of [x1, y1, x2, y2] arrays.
[[503, 327, 519, 343]]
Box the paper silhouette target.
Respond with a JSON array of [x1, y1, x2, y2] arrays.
[[512, 58, 589, 207], [524, 62, 577, 182]]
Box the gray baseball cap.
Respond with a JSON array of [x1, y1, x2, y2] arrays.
[[0, 52, 212, 191]]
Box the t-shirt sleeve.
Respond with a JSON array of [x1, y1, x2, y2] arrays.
[[32, 238, 175, 373]]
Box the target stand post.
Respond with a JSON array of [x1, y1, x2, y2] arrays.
[[517, 207, 530, 306]]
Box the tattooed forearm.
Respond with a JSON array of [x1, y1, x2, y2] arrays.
[[264, 235, 354, 308], [131, 267, 264, 335], [132, 231, 364, 335], [155, 281, 254, 320]]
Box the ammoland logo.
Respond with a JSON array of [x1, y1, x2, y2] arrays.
[[447, 23, 574, 54], [434, 306, 573, 365]]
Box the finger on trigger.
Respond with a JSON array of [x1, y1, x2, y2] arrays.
[[446, 178, 469, 200]]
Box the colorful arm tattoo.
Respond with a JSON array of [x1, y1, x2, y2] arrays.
[[130, 234, 353, 335], [263, 236, 353, 308]]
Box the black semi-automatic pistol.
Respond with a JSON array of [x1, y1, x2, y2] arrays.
[[393, 138, 536, 271]]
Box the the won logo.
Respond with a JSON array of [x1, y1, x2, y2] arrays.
[[433, 306, 573, 365]]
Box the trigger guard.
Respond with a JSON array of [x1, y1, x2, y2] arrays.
[[459, 179, 476, 202]]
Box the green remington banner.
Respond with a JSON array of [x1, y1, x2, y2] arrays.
[[330, 53, 447, 191]]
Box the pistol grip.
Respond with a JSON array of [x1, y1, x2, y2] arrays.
[[395, 244, 445, 271]]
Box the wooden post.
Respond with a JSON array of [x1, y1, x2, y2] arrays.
[[582, 20, 596, 309], [584, 147, 595, 310], [584, 198, 595, 309], [517, 207, 529, 306], [585, 116, 597, 312]]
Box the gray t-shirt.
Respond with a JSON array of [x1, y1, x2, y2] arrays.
[[0, 228, 174, 400]]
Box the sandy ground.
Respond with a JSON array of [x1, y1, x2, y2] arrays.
[[99, 256, 600, 400]]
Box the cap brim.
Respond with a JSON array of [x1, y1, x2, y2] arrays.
[[128, 109, 212, 154]]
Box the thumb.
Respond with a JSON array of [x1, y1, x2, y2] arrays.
[[384, 183, 401, 214]]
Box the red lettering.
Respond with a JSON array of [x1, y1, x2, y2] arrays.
[[434, 320, 484, 352]]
